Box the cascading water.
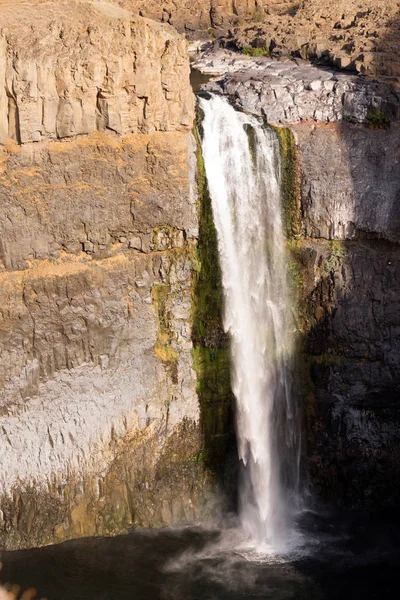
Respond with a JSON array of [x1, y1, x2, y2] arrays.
[[200, 94, 302, 553]]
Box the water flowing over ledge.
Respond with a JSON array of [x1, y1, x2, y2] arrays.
[[199, 94, 303, 553]]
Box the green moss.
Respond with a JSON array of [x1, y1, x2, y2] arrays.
[[285, 237, 353, 449], [286, 239, 312, 338], [273, 126, 301, 238], [242, 46, 271, 57], [310, 352, 345, 366], [323, 240, 346, 272], [191, 116, 235, 477], [287, 240, 304, 289], [366, 108, 391, 130]]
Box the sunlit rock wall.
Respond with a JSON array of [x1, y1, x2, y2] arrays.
[[0, 0, 220, 551], [117, 0, 291, 32]]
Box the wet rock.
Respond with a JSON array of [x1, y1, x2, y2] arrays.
[[293, 239, 400, 508]]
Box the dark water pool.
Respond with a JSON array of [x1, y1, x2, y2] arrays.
[[1, 510, 399, 600]]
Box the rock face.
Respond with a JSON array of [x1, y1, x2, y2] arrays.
[[1, 0, 399, 549], [118, 0, 292, 32], [116, 0, 400, 85], [0, 0, 193, 145], [293, 237, 400, 507], [195, 47, 400, 508], [289, 122, 400, 507], [294, 123, 400, 242], [0, 0, 224, 550], [0, 133, 197, 271], [230, 0, 400, 86], [196, 51, 400, 124]]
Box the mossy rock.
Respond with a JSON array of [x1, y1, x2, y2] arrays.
[[272, 126, 301, 238], [190, 115, 236, 485]]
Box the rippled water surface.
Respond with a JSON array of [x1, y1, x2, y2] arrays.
[[1, 510, 399, 600]]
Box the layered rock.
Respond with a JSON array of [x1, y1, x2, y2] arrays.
[[0, 0, 193, 145], [0, 0, 224, 550], [117, 0, 293, 32], [119, 0, 400, 86], [1, 0, 399, 546], [288, 124, 400, 506], [292, 238, 400, 507], [0, 133, 197, 271], [196, 51, 400, 124], [230, 0, 400, 86], [195, 46, 400, 508], [293, 122, 400, 242]]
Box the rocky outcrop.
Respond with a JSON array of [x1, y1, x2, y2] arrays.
[[119, 0, 211, 32], [1, 0, 399, 546], [119, 0, 400, 86], [0, 0, 193, 144], [195, 46, 400, 509], [230, 0, 400, 86], [293, 122, 400, 242], [196, 51, 400, 124], [117, 0, 293, 32], [0, 0, 225, 550], [288, 122, 400, 507], [292, 238, 400, 507], [0, 133, 197, 271]]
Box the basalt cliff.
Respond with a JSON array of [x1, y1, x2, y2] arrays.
[[0, 0, 229, 550], [0, 0, 399, 550]]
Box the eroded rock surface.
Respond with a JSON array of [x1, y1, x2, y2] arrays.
[[0, 132, 197, 271], [284, 119, 400, 507], [293, 122, 400, 243], [0, 0, 225, 550], [117, 0, 293, 32], [195, 47, 400, 509], [293, 238, 400, 507], [195, 51, 400, 124], [0, 0, 193, 145], [230, 0, 400, 86], [115, 0, 400, 86]]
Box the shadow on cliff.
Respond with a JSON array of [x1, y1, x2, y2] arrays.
[[298, 12, 400, 510], [297, 237, 400, 508], [374, 11, 400, 86], [191, 116, 238, 511]]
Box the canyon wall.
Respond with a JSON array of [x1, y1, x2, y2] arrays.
[[118, 0, 400, 86], [291, 123, 400, 507], [197, 51, 400, 507], [0, 0, 225, 551], [0, 0, 399, 552], [118, 0, 292, 32]]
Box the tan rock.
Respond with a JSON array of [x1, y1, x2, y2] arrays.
[[118, 0, 293, 31], [0, 0, 194, 145], [0, 0, 224, 551], [230, 0, 400, 85]]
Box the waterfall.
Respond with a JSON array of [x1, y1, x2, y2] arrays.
[[199, 94, 301, 553]]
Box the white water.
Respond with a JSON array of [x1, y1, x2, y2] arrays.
[[200, 95, 302, 553]]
